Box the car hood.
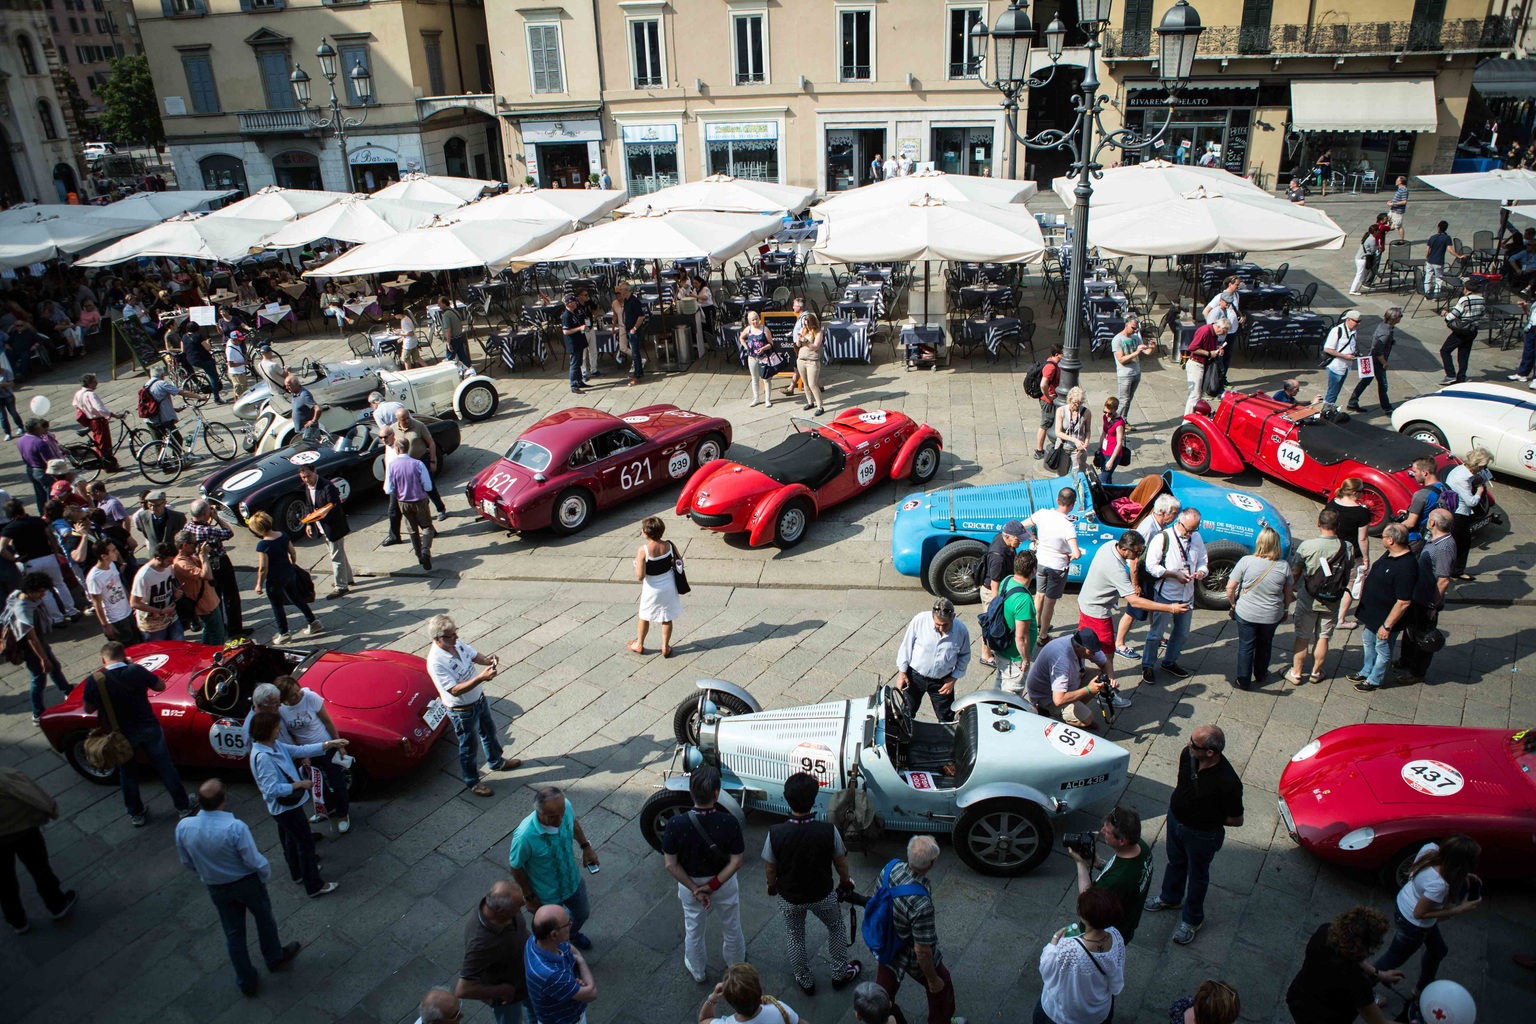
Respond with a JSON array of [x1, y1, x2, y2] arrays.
[[201, 445, 335, 502], [714, 701, 853, 787], [1283, 726, 1522, 813], [922, 478, 1066, 533], [300, 651, 427, 711]]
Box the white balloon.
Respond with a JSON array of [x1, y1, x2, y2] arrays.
[[28, 395, 50, 417], [1419, 980, 1476, 1024]]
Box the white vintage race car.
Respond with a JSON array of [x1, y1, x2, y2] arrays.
[[233, 356, 397, 422], [1391, 383, 1536, 484]]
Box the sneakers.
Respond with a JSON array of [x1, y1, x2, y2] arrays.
[[436, 510, 450, 522], [1439, 375, 1458, 385], [1172, 921, 1202, 945], [31, 714, 40, 727], [130, 812, 147, 827], [336, 817, 351, 834], [1353, 681, 1379, 692], [1109, 691, 1133, 709], [309, 811, 329, 824], [308, 882, 340, 899], [51, 890, 78, 920], [273, 633, 291, 645], [684, 959, 707, 984], [300, 621, 324, 637], [1033, 448, 1045, 460], [1160, 663, 1192, 679], [1144, 897, 1181, 912], [1509, 373, 1532, 382], [178, 804, 198, 819], [1140, 667, 1156, 685], [326, 589, 348, 600], [831, 960, 864, 990]]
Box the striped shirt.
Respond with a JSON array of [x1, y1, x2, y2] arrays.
[[524, 938, 584, 1024], [1390, 185, 1409, 211]]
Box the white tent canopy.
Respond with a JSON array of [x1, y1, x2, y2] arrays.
[[514, 210, 783, 265], [813, 197, 1045, 265], [372, 173, 495, 206], [455, 186, 626, 227], [103, 190, 237, 220], [76, 212, 290, 266], [616, 174, 814, 216], [263, 196, 457, 248], [1051, 160, 1267, 210], [302, 216, 571, 277], [1082, 184, 1346, 256], [813, 169, 1036, 219], [1417, 168, 1536, 202], [0, 202, 159, 228], [0, 212, 146, 269], [204, 186, 352, 222]]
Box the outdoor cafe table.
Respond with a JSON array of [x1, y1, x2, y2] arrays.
[[959, 262, 1011, 285], [369, 330, 402, 357], [256, 305, 297, 333], [962, 316, 1021, 362], [1243, 311, 1330, 361], [561, 277, 598, 296], [1236, 283, 1291, 313], [1200, 261, 1265, 294], [822, 319, 871, 363], [524, 301, 566, 325], [740, 274, 783, 298], [958, 284, 1012, 313], [278, 282, 309, 301]]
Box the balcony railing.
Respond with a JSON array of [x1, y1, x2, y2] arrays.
[[237, 108, 309, 134], [1103, 17, 1518, 59], [949, 59, 981, 79], [840, 64, 872, 81]]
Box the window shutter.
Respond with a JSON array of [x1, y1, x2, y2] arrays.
[[239, 0, 251, 9], [159, 0, 174, 15], [191, 0, 206, 13]]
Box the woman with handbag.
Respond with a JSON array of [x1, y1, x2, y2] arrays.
[[1052, 387, 1093, 476], [1035, 887, 1126, 1024], [740, 311, 774, 408], [630, 515, 684, 658], [1093, 397, 1129, 485], [1222, 527, 1294, 690], [249, 511, 322, 645]]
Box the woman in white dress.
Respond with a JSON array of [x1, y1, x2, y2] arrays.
[[630, 516, 683, 657]]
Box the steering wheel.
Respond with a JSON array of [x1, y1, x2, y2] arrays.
[[298, 357, 320, 380], [200, 666, 240, 714], [883, 683, 914, 745]]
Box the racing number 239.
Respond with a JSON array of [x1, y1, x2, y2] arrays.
[[620, 459, 652, 490]]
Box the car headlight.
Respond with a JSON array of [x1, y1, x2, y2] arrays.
[[1291, 739, 1322, 762], [238, 501, 250, 518], [1338, 826, 1375, 851]]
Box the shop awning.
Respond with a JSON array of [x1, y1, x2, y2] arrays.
[[1474, 57, 1536, 99], [1290, 79, 1438, 134]]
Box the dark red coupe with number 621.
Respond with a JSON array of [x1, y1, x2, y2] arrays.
[[678, 409, 942, 548], [467, 405, 733, 536]]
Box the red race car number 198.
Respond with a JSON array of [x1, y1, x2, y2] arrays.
[[1400, 759, 1464, 796]]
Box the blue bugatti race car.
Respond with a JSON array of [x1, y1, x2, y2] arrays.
[[892, 469, 1291, 609]]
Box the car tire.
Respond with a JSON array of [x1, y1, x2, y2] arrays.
[[1172, 424, 1213, 475], [672, 690, 754, 747], [63, 730, 120, 786], [694, 431, 728, 467], [1376, 844, 1418, 889], [1195, 540, 1247, 611], [549, 488, 593, 536], [952, 798, 1053, 876], [1360, 483, 1391, 537], [456, 380, 500, 422], [1400, 420, 1449, 450], [272, 494, 306, 537], [773, 497, 814, 549], [926, 539, 987, 605], [909, 440, 942, 484], [639, 789, 695, 853], [344, 763, 371, 798]]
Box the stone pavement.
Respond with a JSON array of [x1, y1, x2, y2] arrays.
[[1, 189, 1533, 1024]]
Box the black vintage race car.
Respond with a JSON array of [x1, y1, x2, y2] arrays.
[[200, 417, 461, 535]]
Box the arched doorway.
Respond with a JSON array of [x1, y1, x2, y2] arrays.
[[52, 162, 78, 202], [444, 137, 469, 177], [200, 154, 250, 197], [272, 150, 323, 190], [0, 126, 24, 205], [349, 145, 401, 192]]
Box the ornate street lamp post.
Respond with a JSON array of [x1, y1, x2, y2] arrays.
[[291, 38, 374, 191], [974, 0, 1203, 392]]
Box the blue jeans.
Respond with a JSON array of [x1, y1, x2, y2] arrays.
[[0, 390, 21, 434], [1324, 367, 1348, 406], [1157, 811, 1225, 927], [1142, 610, 1191, 668], [1234, 616, 1278, 686], [199, 603, 228, 648], [119, 723, 190, 817], [1374, 908, 1448, 994], [448, 696, 504, 788], [25, 465, 49, 510], [145, 619, 186, 642], [566, 345, 584, 389], [628, 329, 644, 380], [552, 877, 591, 935], [207, 872, 284, 992], [1358, 628, 1396, 689], [447, 333, 472, 370], [1518, 326, 1536, 377], [22, 640, 72, 718], [490, 1001, 537, 1024]]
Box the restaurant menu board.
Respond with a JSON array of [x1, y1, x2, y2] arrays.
[[759, 311, 800, 376], [1224, 111, 1250, 176], [114, 316, 160, 371]]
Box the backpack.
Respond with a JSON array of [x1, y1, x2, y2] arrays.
[[827, 785, 883, 852], [1023, 361, 1046, 399], [1430, 482, 1459, 514], [1304, 539, 1352, 603], [978, 576, 1024, 653], [136, 384, 161, 419], [861, 859, 928, 966]]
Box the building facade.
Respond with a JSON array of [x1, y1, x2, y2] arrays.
[[1, 0, 86, 203], [485, 0, 1014, 197], [132, 0, 502, 198], [42, 0, 141, 116]]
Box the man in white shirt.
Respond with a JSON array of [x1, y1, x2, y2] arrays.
[[425, 614, 519, 797], [1021, 486, 1083, 640], [1322, 309, 1361, 409], [1140, 508, 1207, 683], [85, 539, 140, 644], [897, 152, 914, 176], [883, 155, 899, 180]]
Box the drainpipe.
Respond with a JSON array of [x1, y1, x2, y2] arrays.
[[448, 0, 466, 94]]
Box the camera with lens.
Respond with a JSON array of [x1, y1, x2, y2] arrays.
[[1062, 831, 1098, 858]]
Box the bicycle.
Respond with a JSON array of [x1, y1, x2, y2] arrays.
[[135, 399, 240, 483], [61, 415, 153, 482]]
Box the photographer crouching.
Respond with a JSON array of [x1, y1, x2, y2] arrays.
[[1066, 806, 1154, 944]]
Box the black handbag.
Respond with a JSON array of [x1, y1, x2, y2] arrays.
[[1042, 442, 1066, 472], [670, 542, 691, 595]]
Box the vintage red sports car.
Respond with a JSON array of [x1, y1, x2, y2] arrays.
[[677, 409, 942, 548], [1278, 725, 1536, 882], [466, 405, 732, 535], [39, 638, 447, 792], [1172, 391, 1463, 531]]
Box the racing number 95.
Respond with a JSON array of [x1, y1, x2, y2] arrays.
[[1055, 727, 1084, 748], [799, 754, 831, 776]]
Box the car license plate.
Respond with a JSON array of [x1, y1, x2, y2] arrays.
[[480, 498, 499, 519], [423, 699, 448, 730]]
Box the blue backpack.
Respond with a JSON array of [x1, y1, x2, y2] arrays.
[[861, 859, 928, 965], [978, 576, 1024, 653]]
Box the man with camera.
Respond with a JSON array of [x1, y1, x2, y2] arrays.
[[186, 498, 242, 636], [1022, 628, 1113, 730], [1067, 806, 1153, 944]]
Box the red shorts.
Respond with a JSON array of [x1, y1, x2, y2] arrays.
[[1078, 613, 1115, 654]]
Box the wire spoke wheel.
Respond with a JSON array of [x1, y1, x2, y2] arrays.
[[136, 440, 184, 484], [202, 421, 239, 461]]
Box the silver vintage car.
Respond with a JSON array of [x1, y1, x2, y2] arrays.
[[639, 680, 1129, 876]]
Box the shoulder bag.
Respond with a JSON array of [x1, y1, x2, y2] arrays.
[[254, 747, 309, 808], [83, 670, 137, 771], [670, 541, 690, 595], [1228, 560, 1276, 621]]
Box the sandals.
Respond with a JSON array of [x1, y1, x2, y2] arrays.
[[661, 646, 674, 658], [1285, 669, 1305, 685], [626, 640, 644, 654]]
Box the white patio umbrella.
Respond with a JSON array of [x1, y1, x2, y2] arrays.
[[301, 215, 571, 277], [372, 173, 495, 206], [513, 210, 783, 265], [75, 212, 290, 266], [204, 185, 352, 221], [1051, 159, 1267, 209], [0, 202, 160, 228], [103, 190, 238, 220], [0, 212, 146, 269], [616, 174, 814, 217], [455, 185, 627, 227], [263, 195, 456, 248], [813, 169, 1035, 219], [1417, 168, 1536, 202], [1083, 184, 1346, 257]]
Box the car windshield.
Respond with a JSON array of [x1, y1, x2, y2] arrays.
[[503, 439, 552, 472], [1509, 729, 1536, 790], [335, 423, 373, 453]]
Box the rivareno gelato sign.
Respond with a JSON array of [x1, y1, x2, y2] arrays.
[[1127, 86, 1259, 108]]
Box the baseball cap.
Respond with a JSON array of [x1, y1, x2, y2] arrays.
[[1342, 309, 1362, 321], [1003, 520, 1026, 538], [1073, 627, 1103, 655]]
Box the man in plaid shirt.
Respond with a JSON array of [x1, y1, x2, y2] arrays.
[[185, 499, 243, 636], [876, 836, 963, 1024]]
